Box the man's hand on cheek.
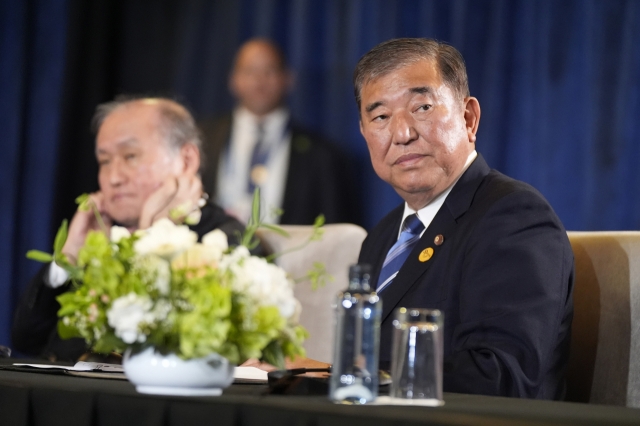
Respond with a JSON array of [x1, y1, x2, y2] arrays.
[[62, 192, 113, 264], [139, 175, 203, 229]]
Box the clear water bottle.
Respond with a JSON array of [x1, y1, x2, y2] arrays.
[[329, 264, 381, 404]]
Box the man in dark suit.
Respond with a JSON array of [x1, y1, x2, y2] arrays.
[[199, 38, 356, 225], [355, 39, 574, 399], [12, 98, 244, 362]]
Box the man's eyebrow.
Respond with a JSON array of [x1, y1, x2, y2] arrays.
[[364, 86, 434, 113], [410, 86, 433, 95], [365, 101, 383, 113]]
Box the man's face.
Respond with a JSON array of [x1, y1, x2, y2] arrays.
[[359, 59, 476, 209], [230, 41, 289, 116], [96, 102, 183, 227]]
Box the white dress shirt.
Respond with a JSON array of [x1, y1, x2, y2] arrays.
[[216, 107, 291, 224], [399, 150, 478, 237], [46, 262, 69, 288]]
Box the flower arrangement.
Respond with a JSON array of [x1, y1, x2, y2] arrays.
[[27, 193, 324, 367]]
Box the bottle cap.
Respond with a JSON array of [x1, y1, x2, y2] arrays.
[[348, 264, 372, 291]]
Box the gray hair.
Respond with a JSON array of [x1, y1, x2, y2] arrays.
[[91, 96, 203, 154], [353, 38, 470, 110]]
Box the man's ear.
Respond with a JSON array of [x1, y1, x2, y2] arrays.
[[179, 143, 201, 176], [463, 97, 481, 143]]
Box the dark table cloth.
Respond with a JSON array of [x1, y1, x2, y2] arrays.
[[1, 362, 640, 426]]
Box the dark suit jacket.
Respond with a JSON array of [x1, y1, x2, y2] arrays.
[[199, 113, 357, 225], [358, 155, 574, 399], [11, 203, 245, 362]]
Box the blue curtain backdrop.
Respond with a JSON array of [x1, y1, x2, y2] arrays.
[[1, 0, 639, 352], [0, 0, 69, 352]]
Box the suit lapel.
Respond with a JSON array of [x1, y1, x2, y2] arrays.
[[379, 155, 492, 323], [379, 205, 457, 323]]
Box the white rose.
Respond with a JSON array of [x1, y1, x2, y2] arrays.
[[107, 293, 154, 344], [134, 218, 197, 260], [202, 229, 228, 252], [110, 226, 131, 243], [219, 246, 250, 270], [222, 252, 298, 320], [171, 243, 223, 275]]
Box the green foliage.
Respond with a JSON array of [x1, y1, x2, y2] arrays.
[[240, 192, 332, 296], [75, 194, 91, 212], [266, 214, 327, 263], [53, 219, 68, 256], [26, 250, 53, 263], [240, 188, 290, 249], [29, 190, 322, 365], [57, 316, 81, 340], [178, 272, 233, 359], [25, 219, 68, 265], [47, 223, 308, 363], [305, 262, 333, 290], [261, 340, 285, 368], [75, 193, 108, 234], [260, 223, 290, 237]]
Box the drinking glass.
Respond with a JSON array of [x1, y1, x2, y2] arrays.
[[390, 308, 444, 405]]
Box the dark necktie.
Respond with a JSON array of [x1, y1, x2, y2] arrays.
[[247, 121, 267, 194], [376, 214, 425, 292]]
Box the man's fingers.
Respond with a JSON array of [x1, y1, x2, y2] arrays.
[[88, 192, 104, 212], [172, 176, 202, 210], [163, 176, 202, 221], [63, 192, 110, 260], [139, 177, 179, 228], [139, 175, 204, 229]]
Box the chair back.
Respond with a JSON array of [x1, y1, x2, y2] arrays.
[[566, 231, 640, 407], [257, 224, 367, 362]]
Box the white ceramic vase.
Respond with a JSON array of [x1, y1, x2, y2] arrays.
[[123, 346, 235, 396]]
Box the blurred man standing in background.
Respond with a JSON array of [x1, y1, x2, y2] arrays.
[[199, 39, 356, 225]]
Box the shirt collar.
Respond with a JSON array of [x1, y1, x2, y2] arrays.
[[399, 150, 478, 237], [235, 106, 289, 134]]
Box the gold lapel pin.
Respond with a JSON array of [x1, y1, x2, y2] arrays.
[[434, 234, 444, 246], [419, 247, 434, 262]]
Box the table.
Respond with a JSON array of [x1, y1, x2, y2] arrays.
[[2, 366, 640, 426]]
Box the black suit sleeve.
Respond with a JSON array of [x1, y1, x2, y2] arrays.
[[12, 264, 86, 360], [191, 202, 245, 245], [443, 190, 573, 398]]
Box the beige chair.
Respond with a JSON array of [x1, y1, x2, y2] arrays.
[[566, 231, 640, 407], [257, 224, 367, 363]]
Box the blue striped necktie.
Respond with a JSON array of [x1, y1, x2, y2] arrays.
[[248, 121, 267, 194], [376, 214, 425, 292]]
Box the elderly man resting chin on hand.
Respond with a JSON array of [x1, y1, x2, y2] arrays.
[[12, 97, 244, 362]]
